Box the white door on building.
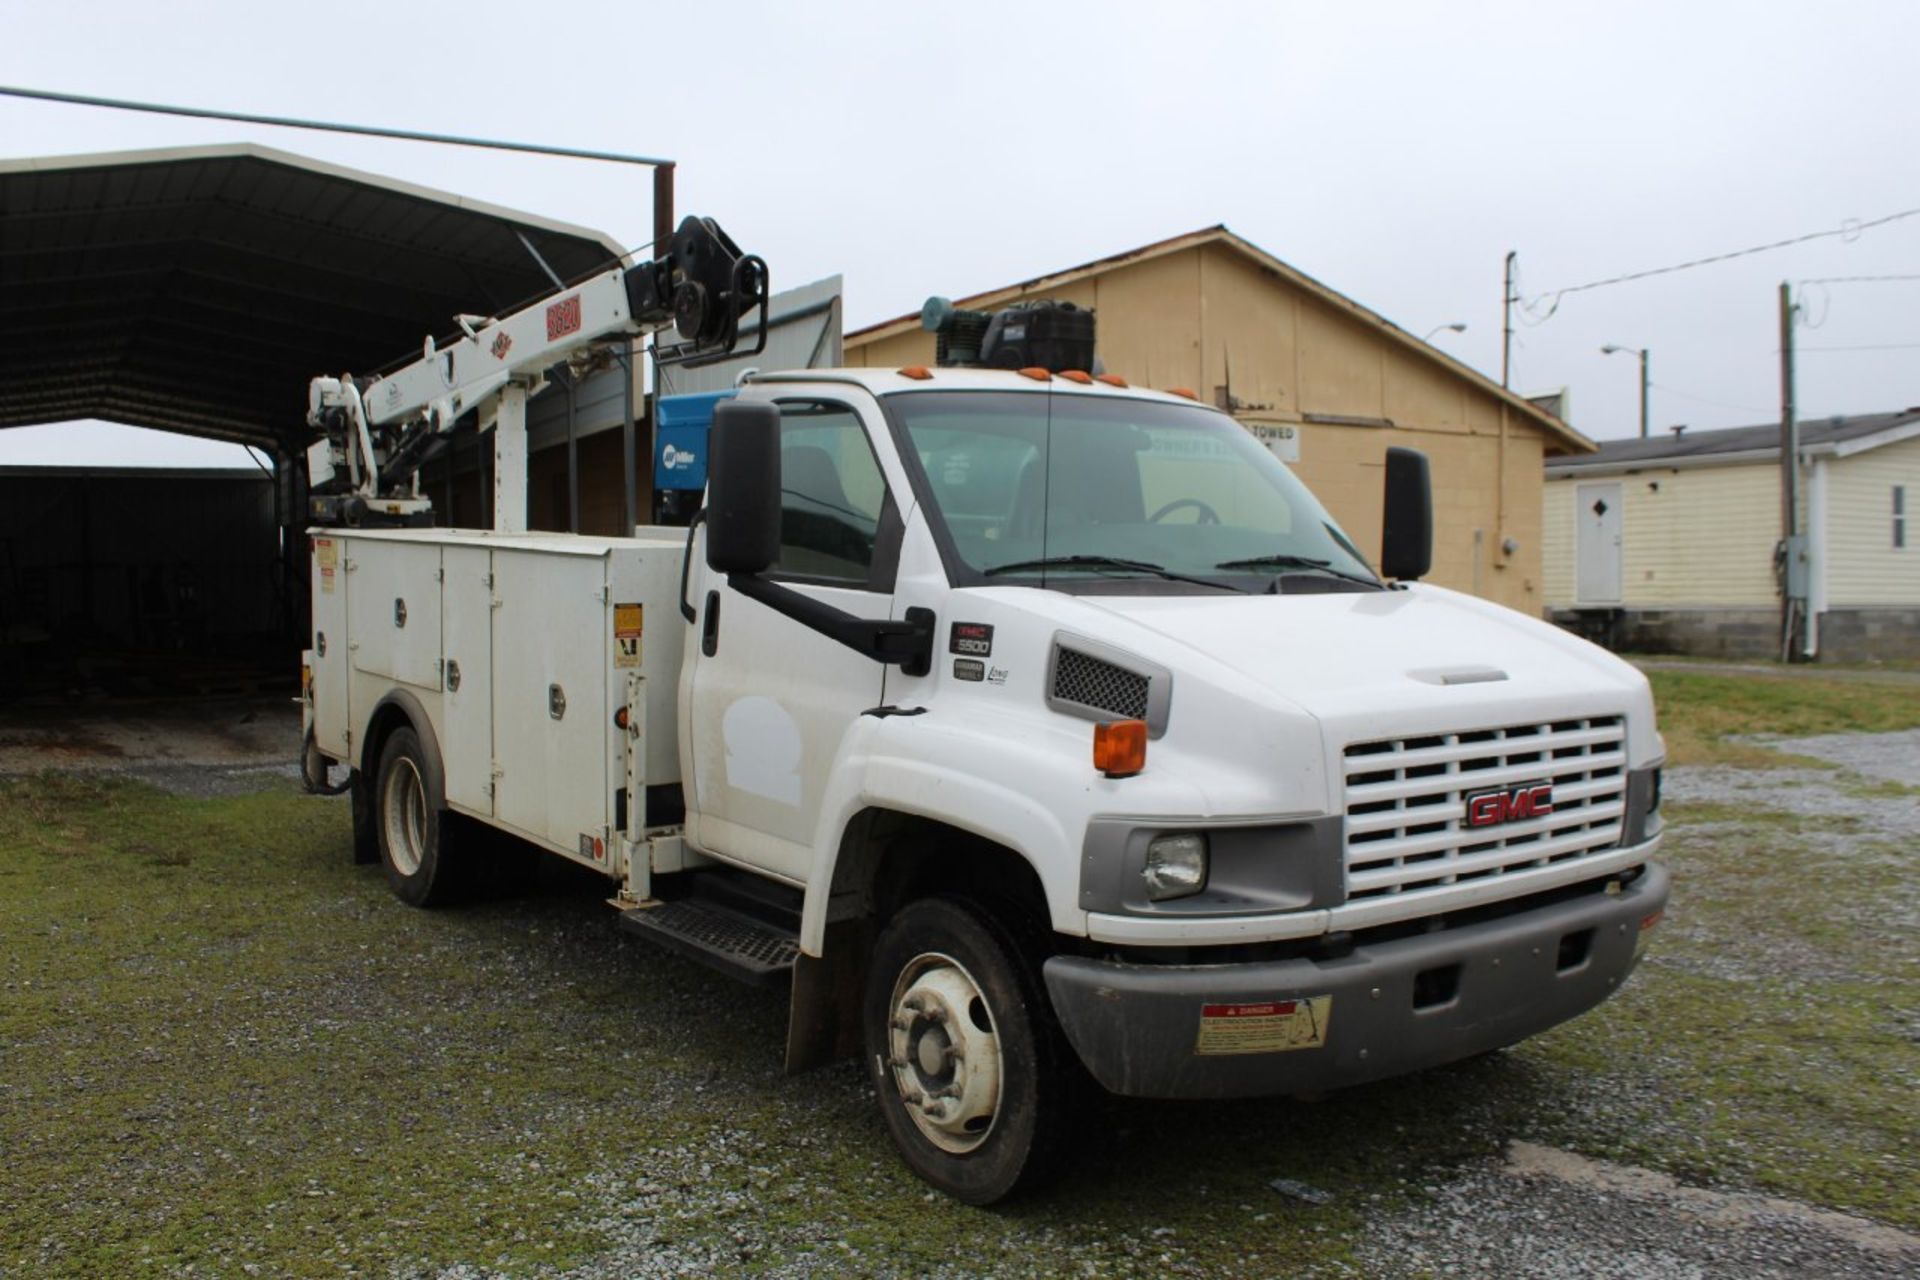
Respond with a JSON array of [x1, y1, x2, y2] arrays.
[[1575, 482, 1624, 605]]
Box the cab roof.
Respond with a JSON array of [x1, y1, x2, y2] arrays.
[[745, 365, 1224, 408]]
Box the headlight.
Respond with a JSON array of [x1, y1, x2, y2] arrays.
[[1144, 833, 1208, 901]]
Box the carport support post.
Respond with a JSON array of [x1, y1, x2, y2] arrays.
[[621, 346, 637, 533], [494, 383, 528, 533]]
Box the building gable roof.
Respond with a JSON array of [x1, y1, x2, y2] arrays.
[[1546, 408, 1920, 475], [845, 224, 1593, 454]]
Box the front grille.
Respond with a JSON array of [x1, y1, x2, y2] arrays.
[[1342, 716, 1627, 903], [1052, 647, 1150, 720]]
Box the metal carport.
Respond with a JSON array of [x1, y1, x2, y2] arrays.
[[0, 143, 631, 699]]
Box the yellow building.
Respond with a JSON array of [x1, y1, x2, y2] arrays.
[[845, 226, 1593, 612], [1543, 411, 1920, 661]]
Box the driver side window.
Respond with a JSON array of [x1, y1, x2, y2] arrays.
[[773, 400, 888, 585]]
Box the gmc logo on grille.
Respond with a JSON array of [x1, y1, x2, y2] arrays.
[[1464, 781, 1553, 828]]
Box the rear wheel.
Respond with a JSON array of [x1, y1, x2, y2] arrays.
[[864, 897, 1070, 1204], [375, 726, 462, 906]]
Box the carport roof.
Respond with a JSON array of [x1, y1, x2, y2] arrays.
[[1, 143, 628, 450]]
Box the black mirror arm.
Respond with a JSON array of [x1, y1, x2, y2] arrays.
[[726, 574, 934, 677]]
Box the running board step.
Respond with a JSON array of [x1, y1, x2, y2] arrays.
[[618, 897, 799, 989]]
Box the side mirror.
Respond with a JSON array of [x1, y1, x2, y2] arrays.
[[1380, 446, 1432, 581], [705, 399, 781, 575]]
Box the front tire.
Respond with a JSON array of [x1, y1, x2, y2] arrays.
[[374, 726, 462, 906], [864, 897, 1070, 1204]]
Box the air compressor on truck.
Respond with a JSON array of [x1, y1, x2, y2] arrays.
[[300, 214, 1668, 1204]]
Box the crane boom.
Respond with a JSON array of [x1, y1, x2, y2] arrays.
[[305, 215, 765, 529]]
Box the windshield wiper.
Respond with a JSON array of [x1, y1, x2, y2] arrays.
[[1214, 554, 1382, 589], [985, 555, 1247, 592]]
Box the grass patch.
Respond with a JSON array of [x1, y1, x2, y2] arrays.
[[1647, 669, 1920, 766]]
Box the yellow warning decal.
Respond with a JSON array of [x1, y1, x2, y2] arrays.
[[1195, 996, 1332, 1056], [613, 603, 644, 669], [315, 538, 338, 593]]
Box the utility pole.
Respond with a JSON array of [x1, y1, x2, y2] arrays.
[[1601, 344, 1651, 438], [1778, 281, 1802, 660], [1637, 348, 1649, 440], [1501, 251, 1516, 388]]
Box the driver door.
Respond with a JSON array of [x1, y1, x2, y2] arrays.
[[682, 397, 897, 881]]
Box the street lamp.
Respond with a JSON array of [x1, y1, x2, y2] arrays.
[[1423, 322, 1468, 342], [1601, 344, 1650, 439]]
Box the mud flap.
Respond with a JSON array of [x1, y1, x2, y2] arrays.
[[784, 918, 873, 1073]]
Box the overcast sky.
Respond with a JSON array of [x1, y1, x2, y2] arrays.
[[3, 0, 1916, 466]]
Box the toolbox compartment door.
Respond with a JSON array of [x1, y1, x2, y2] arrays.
[[346, 539, 442, 690], [490, 548, 609, 853], [441, 544, 494, 816]]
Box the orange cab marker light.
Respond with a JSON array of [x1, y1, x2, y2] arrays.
[[898, 365, 934, 380], [1095, 373, 1129, 388], [1093, 719, 1148, 778], [1058, 369, 1093, 384], [1166, 386, 1199, 400], [1017, 366, 1053, 382]]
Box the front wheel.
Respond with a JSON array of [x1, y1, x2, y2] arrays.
[[864, 897, 1071, 1204]]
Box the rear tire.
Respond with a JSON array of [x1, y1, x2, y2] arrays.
[[375, 726, 462, 906], [864, 896, 1071, 1204]]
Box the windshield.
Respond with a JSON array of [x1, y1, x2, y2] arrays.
[[888, 390, 1379, 590]]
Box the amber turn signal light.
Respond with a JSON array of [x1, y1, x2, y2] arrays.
[[897, 366, 934, 380], [1093, 719, 1148, 778]]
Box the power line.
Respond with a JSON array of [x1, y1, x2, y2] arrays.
[[1798, 342, 1920, 352], [1521, 206, 1920, 319], [0, 83, 674, 168]]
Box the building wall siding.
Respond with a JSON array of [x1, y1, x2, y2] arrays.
[[1544, 461, 1781, 608], [849, 242, 1563, 612], [1825, 434, 1920, 606]]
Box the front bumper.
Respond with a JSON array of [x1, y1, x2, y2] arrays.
[[1043, 861, 1669, 1099]]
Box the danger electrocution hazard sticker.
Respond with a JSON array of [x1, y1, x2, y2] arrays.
[[1194, 996, 1332, 1055]]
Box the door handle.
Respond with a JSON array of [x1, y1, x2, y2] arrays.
[[702, 590, 721, 657], [678, 509, 706, 623]]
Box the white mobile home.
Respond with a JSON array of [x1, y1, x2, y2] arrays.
[[1543, 410, 1920, 661]]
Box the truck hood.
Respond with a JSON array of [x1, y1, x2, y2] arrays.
[[1067, 583, 1658, 759]]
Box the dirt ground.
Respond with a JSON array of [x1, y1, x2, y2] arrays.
[[0, 694, 301, 794]]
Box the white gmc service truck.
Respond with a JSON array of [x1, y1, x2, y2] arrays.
[[301, 217, 1668, 1203]]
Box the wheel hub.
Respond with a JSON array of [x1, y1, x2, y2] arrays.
[[382, 757, 427, 877], [886, 955, 1002, 1154]]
